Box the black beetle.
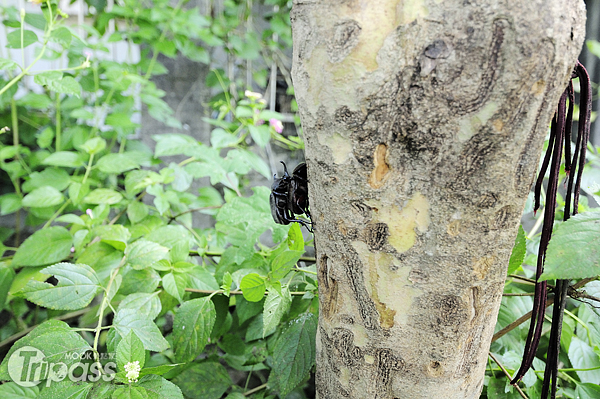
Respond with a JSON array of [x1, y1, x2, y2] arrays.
[[270, 161, 312, 231]]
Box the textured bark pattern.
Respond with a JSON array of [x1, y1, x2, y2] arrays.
[[290, 1, 586, 398]]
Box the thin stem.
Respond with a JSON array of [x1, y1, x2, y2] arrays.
[[81, 153, 95, 185], [244, 383, 267, 396], [43, 199, 71, 229], [488, 352, 528, 399], [55, 92, 61, 151]]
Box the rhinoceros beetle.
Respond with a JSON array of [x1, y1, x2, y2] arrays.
[[270, 161, 312, 231]]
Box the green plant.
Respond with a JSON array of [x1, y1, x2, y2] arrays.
[[0, 1, 317, 398]]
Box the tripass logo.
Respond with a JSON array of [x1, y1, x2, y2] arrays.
[[7, 346, 116, 387]]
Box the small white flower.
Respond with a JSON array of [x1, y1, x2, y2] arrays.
[[245, 90, 263, 100], [86, 209, 93, 219], [124, 361, 140, 383]]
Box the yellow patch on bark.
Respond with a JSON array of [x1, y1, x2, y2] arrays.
[[367, 192, 430, 253], [368, 143, 390, 188], [447, 220, 461, 236], [352, 241, 421, 329], [473, 256, 495, 280]]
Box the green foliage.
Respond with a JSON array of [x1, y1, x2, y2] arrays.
[[0, 1, 314, 397]]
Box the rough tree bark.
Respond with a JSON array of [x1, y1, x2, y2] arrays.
[[290, 1, 586, 398]]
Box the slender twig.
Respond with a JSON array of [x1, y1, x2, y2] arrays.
[[488, 352, 528, 399], [244, 383, 267, 396]]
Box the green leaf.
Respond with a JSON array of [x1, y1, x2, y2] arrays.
[[113, 309, 170, 352], [0, 320, 91, 381], [171, 362, 231, 399], [0, 264, 15, 306], [153, 134, 199, 157], [587, 40, 600, 59], [21, 263, 99, 310], [79, 137, 106, 154], [137, 374, 183, 398], [0, 58, 19, 71], [111, 386, 147, 399], [37, 378, 94, 399], [172, 298, 216, 363], [117, 330, 146, 372], [507, 225, 526, 275], [568, 337, 600, 383], [42, 151, 83, 167], [18, 93, 53, 109], [49, 26, 71, 48], [240, 273, 266, 302], [6, 30, 38, 48], [117, 292, 162, 320], [271, 250, 303, 280], [539, 213, 600, 281], [162, 272, 186, 303], [0, 193, 22, 215], [268, 313, 317, 396], [263, 286, 292, 337], [22, 168, 70, 192], [210, 128, 238, 149], [21, 186, 64, 208], [0, 382, 39, 398], [576, 383, 600, 399], [84, 188, 123, 204], [12, 226, 72, 267], [248, 125, 270, 147], [94, 225, 130, 251], [127, 202, 149, 224], [125, 239, 169, 270], [96, 153, 140, 174], [56, 214, 86, 226]]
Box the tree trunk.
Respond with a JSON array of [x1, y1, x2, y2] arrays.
[[290, 1, 586, 398]]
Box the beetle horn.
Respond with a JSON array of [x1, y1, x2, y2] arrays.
[[280, 161, 289, 176]]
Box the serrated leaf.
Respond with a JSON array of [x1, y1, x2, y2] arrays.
[[0, 382, 39, 398], [117, 330, 145, 372], [269, 313, 317, 396], [172, 298, 216, 363], [568, 337, 600, 383], [84, 188, 123, 205], [262, 286, 291, 337], [21, 186, 64, 208], [21, 263, 99, 310], [113, 309, 170, 352], [240, 273, 266, 302], [271, 250, 303, 280], [117, 292, 162, 320], [0, 58, 19, 71], [49, 26, 71, 48], [0, 320, 91, 381], [94, 225, 130, 251], [37, 378, 93, 399], [540, 213, 600, 281], [507, 225, 526, 275], [125, 240, 169, 270], [12, 226, 72, 267], [96, 153, 140, 174], [171, 363, 231, 399], [138, 374, 183, 398]]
